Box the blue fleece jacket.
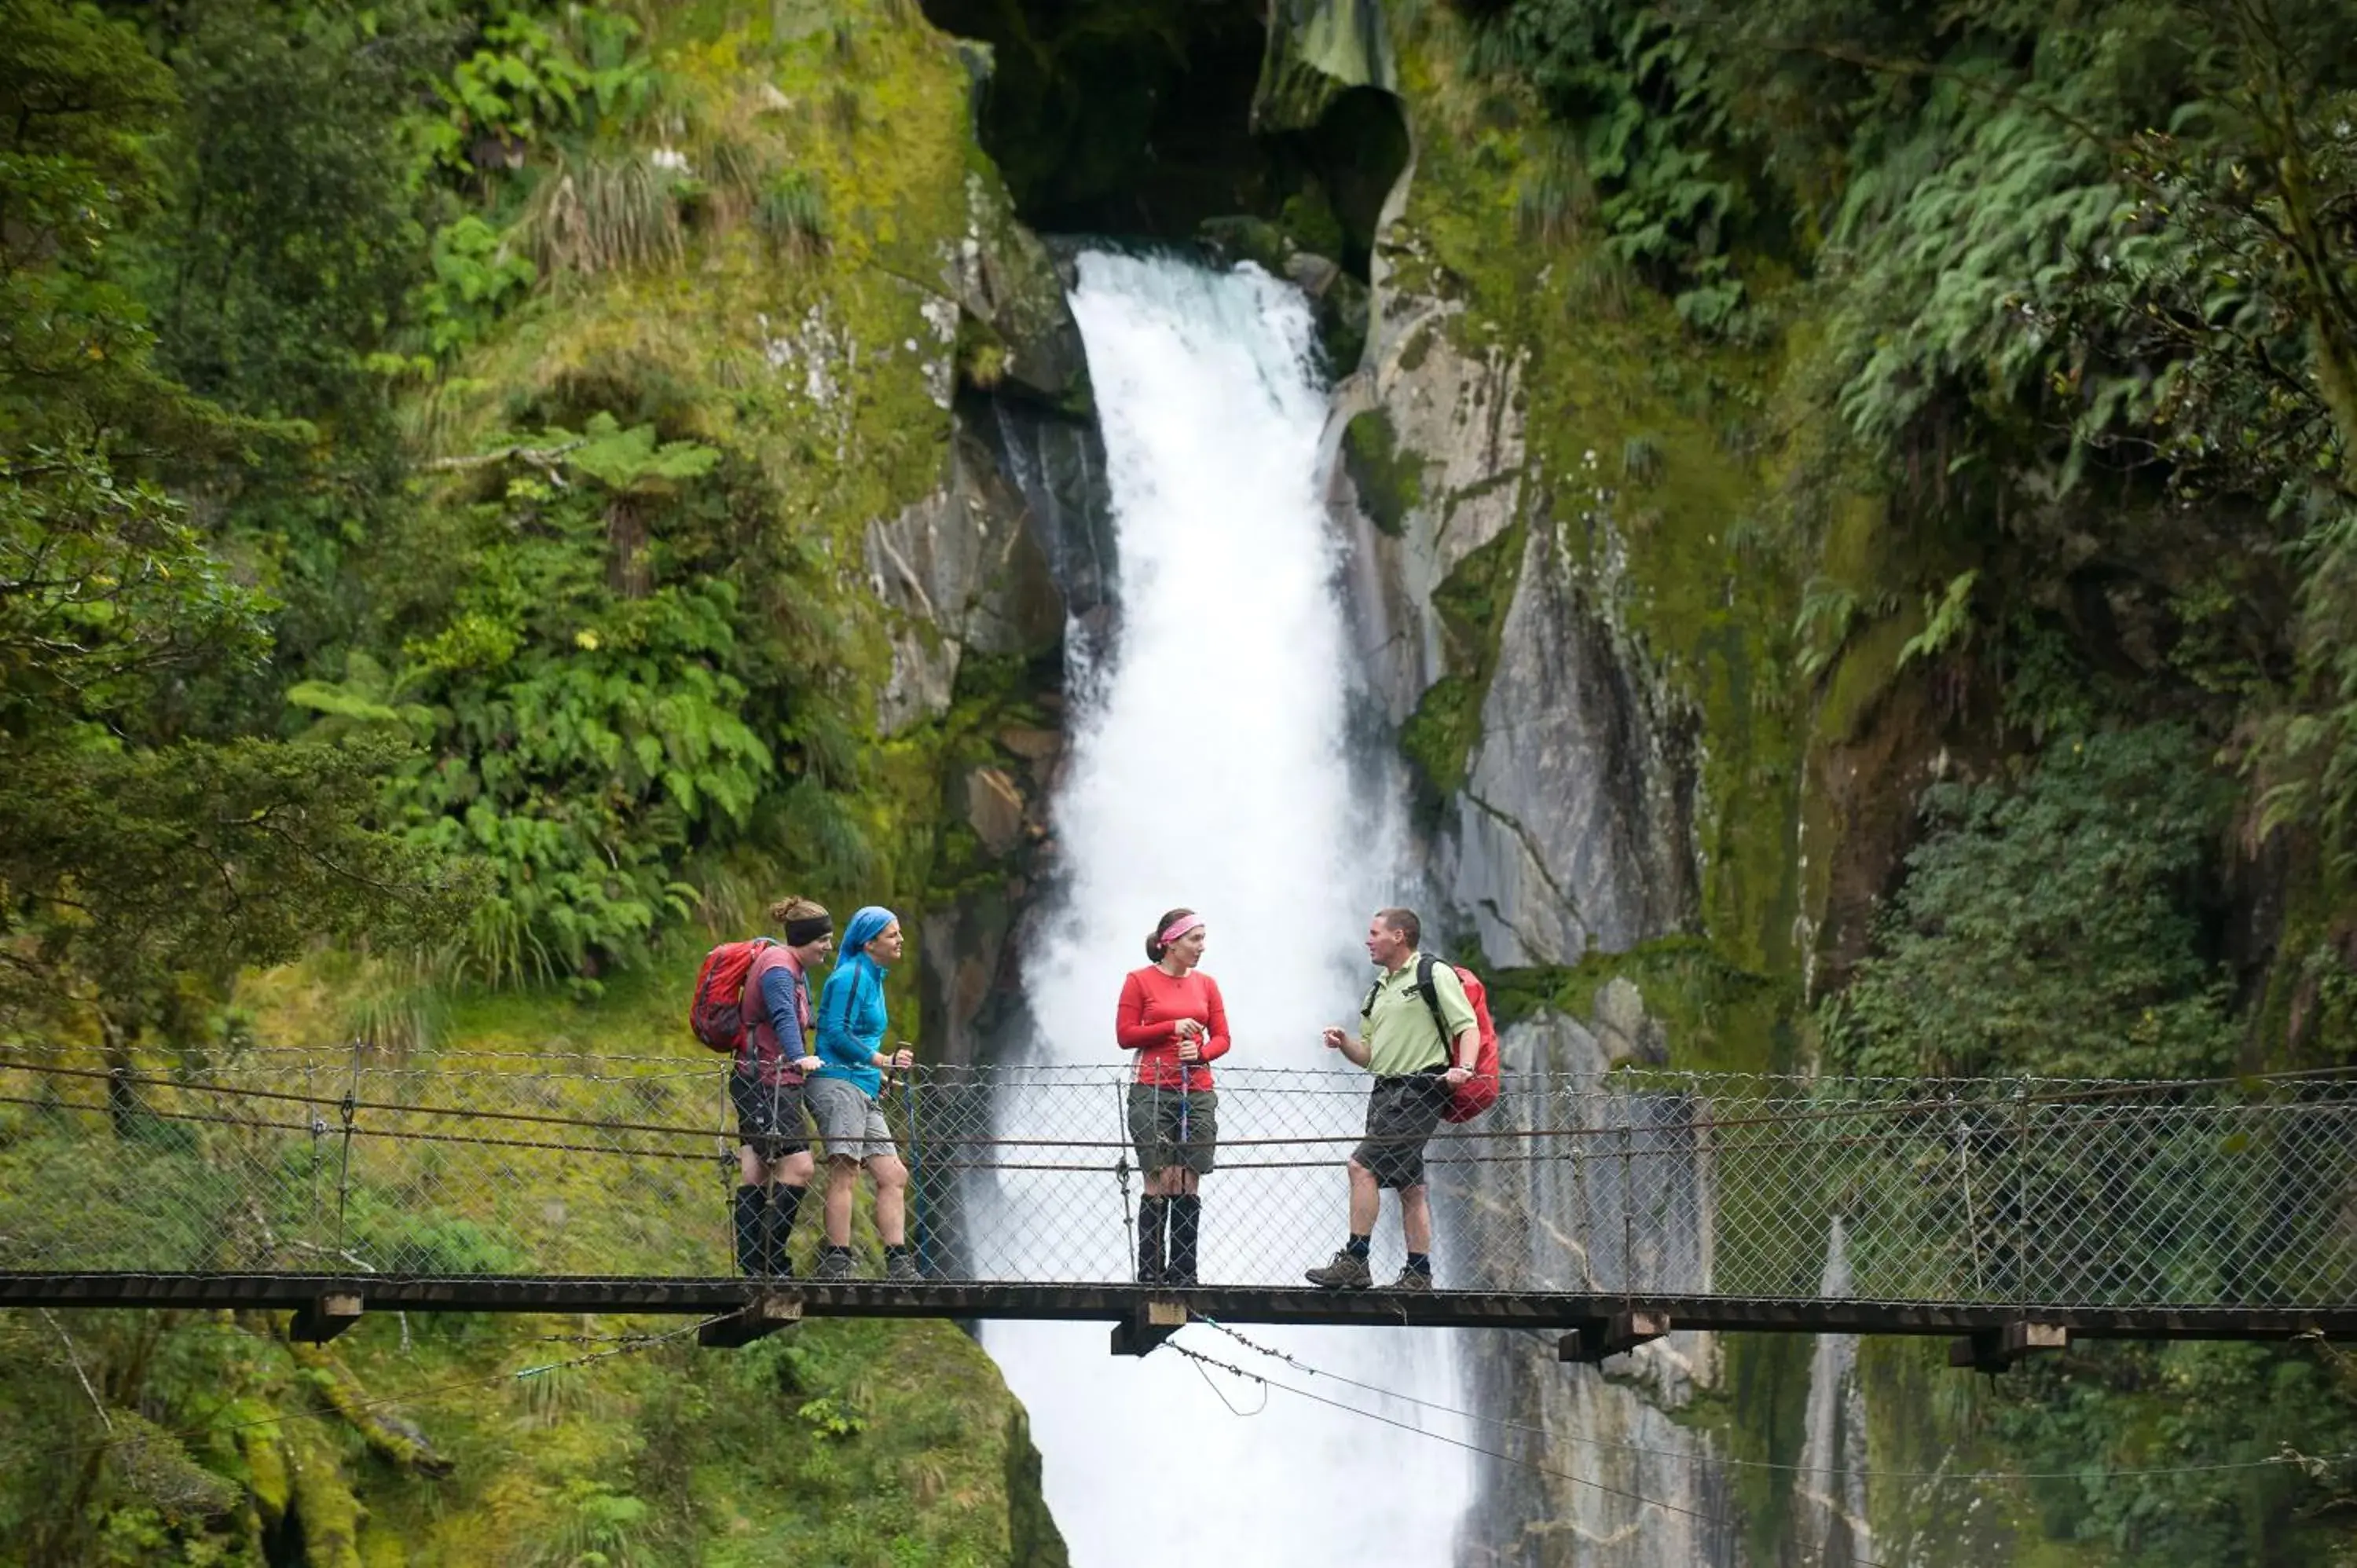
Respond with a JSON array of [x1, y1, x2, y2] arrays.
[[815, 907, 895, 1097]]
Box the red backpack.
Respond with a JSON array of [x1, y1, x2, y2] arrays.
[[1438, 965, 1503, 1121], [1363, 954, 1501, 1121], [689, 938, 773, 1053]]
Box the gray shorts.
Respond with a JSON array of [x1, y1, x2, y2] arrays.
[[1127, 1083, 1217, 1175], [1353, 1073, 1450, 1190], [808, 1075, 897, 1163]]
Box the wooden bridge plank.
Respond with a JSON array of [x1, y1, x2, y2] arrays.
[[0, 1273, 2349, 1343]]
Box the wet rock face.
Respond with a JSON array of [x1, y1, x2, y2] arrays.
[[1333, 253, 1699, 966], [1441, 519, 1701, 967], [1442, 1009, 1739, 1568], [869, 183, 1113, 737], [860, 188, 1108, 1064], [868, 423, 1067, 735], [1336, 134, 1722, 1568]]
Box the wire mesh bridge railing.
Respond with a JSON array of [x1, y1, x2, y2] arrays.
[[4, 1046, 2356, 1341]]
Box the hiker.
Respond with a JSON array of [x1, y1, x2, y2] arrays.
[[811, 905, 918, 1281], [730, 896, 831, 1277], [1115, 907, 1230, 1284], [1305, 907, 1479, 1292]]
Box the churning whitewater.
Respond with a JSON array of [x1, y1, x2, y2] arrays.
[[981, 251, 1468, 1564]]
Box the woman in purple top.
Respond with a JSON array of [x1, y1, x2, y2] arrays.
[[731, 896, 832, 1277]]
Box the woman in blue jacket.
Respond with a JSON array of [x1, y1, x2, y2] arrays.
[[810, 906, 918, 1280]]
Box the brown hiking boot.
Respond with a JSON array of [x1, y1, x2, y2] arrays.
[[1304, 1251, 1373, 1289], [1387, 1268, 1435, 1293]]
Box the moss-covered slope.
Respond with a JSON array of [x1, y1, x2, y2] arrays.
[[0, 2, 1075, 1561]]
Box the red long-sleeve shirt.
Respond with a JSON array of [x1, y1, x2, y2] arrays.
[[1116, 965, 1231, 1090]]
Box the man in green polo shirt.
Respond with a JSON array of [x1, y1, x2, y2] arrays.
[[1305, 906, 1479, 1291]]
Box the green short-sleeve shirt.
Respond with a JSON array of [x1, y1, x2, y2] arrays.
[[1362, 955, 1478, 1078]]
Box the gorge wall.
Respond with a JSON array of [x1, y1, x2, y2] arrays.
[[13, 0, 2329, 1561], [775, 0, 2097, 1561], [1273, 6, 2044, 1566]]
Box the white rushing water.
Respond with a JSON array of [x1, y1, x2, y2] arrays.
[[981, 251, 1470, 1565]]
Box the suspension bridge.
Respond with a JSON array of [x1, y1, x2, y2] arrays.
[[4, 1046, 2354, 1368]]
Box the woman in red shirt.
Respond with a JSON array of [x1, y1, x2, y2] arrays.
[[1116, 907, 1230, 1284]]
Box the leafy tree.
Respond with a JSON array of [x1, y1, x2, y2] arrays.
[[1996, 1340, 2357, 1564], [1, 0, 464, 1051], [0, 445, 464, 1046], [146, 0, 461, 427], [0, 0, 188, 445], [1825, 726, 2237, 1081]]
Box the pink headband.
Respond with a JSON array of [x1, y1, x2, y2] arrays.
[[1158, 914, 1204, 946]]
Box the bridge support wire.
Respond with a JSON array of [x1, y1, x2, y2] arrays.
[[2, 1050, 2356, 1346]]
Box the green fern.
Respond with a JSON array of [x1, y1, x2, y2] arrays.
[[1897, 570, 1981, 669]]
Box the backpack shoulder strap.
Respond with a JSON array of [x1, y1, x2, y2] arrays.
[[1415, 954, 1452, 1047], [1359, 976, 1382, 1019], [740, 937, 781, 993]]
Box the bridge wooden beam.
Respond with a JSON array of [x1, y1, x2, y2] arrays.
[[6, 1275, 2352, 1346], [1948, 1321, 2069, 1373], [1560, 1310, 1672, 1365], [288, 1292, 364, 1343], [699, 1292, 803, 1349], [1111, 1298, 1189, 1357]]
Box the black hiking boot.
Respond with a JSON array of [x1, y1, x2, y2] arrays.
[[760, 1190, 799, 1279], [732, 1185, 768, 1277], [1166, 1196, 1200, 1286], [1137, 1196, 1169, 1285], [1304, 1251, 1373, 1290]]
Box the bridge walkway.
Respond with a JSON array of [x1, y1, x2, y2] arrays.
[[5, 1047, 2352, 1368]]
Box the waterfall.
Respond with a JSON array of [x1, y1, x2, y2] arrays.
[[981, 251, 1470, 1564]]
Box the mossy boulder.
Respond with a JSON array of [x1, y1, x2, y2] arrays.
[[952, 170, 1091, 409]]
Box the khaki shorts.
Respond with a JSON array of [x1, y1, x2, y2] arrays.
[[808, 1075, 897, 1163], [1353, 1073, 1450, 1190], [1127, 1083, 1217, 1175]]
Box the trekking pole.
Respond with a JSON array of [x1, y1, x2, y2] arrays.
[[1175, 1077, 1191, 1288], [1174, 1026, 1198, 1287], [896, 1041, 926, 1277], [1114, 1075, 1135, 1287]]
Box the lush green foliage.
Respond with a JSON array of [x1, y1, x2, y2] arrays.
[[1995, 1341, 2357, 1564], [1463, 0, 1750, 328], [0, 1, 464, 1048], [1826, 725, 2235, 1080], [1457, 0, 2357, 866], [0, 1278, 1052, 1563], [293, 417, 788, 983], [1428, 4, 2357, 1555], [0, 0, 183, 442], [1, 0, 899, 998], [0, 1, 1065, 1561]]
